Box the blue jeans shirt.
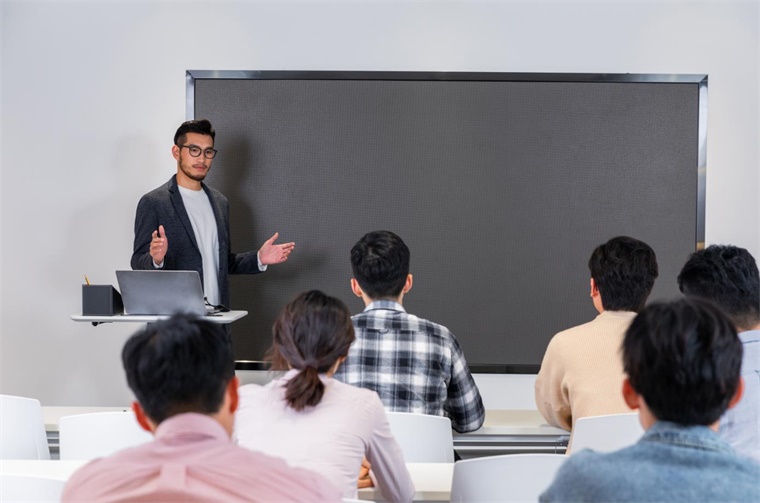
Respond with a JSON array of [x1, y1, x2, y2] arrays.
[[540, 421, 760, 502]]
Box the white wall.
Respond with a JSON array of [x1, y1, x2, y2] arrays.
[[2, 1, 757, 406]]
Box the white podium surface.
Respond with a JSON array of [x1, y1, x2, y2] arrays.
[[70, 310, 247, 324]]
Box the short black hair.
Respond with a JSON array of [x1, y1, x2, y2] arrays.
[[351, 230, 410, 299], [174, 119, 215, 146], [588, 236, 659, 312], [122, 313, 234, 424], [677, 245, 760, 330], [623, 298, 742, 426]]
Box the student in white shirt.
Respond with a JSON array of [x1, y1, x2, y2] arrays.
[[235, 290, 415, 502]]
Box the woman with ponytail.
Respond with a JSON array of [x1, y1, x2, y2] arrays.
[[235, 290, 414, 502]]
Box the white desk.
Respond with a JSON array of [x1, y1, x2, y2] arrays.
[[359, 463, 454, 501], [70, 310, 247, 325], [0, 460, 451, 502], [454, 410, 569, 457], [42, 407, 567, 461]]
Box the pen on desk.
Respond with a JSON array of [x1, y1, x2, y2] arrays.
[[85, 275, 90, 286]]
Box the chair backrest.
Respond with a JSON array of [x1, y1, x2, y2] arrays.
[[59, 411, 153, 460], [385, 412, 454, 463], [0, 395, 50, 460], [0, 474, 65, 502], [450, 453, 567, 502], [571, 413, 644, 454]]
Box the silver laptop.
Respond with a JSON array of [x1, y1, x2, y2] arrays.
[[116, 270, 207, 316]]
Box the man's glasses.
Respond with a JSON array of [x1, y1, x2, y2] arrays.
[[179, 144, 218, 159]]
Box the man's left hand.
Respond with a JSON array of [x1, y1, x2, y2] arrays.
[[259, 232, 295, 265]]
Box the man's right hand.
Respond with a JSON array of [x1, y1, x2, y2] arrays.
[[150, 225, 168, 266]]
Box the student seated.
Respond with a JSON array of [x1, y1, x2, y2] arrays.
[[535, 236, 659, 433], [540, 298, 760, 502], [333, 230, 485, 433], [62, 314, 340, 503], [235, 290, 415, 502], [678, 244, 760, 461]]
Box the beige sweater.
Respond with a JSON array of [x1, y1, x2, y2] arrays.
[[535, 310, 636, 433]]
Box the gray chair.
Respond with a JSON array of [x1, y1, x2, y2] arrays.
[[59, 411, 152, 460], [386, 412, 454, 463], [0, 395, 50, 460], [450, 453, 567, 502], [571, 412, 644, 454]]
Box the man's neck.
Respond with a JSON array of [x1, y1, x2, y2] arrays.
[[737, 322, 760, 333], [176, 170, 203, 191], [364, 295, 403, 308]]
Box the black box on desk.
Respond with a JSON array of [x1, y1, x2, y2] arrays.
[[82, 285, 124, 316]]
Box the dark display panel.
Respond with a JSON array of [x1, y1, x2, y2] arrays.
[[192, 73, 703, 372]]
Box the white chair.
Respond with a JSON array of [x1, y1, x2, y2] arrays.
[[570, 412, 644, 454], [450, 453, 567, 502], [0, 395, 50, 460], [0, 474, 65, 502], [59, 411, 152, 460], [385, 412, 454, 463]]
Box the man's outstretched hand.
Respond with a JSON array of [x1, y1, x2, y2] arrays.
[[259, 232, 295, 265]]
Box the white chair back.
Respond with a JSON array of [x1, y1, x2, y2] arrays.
[[59, 411, 152, 460], [0, 474, 65, 502], [450, 453, 567, 502], [385, 412, 454, 463], [0, 395, 50, 460], [571, 412, 644, 453]]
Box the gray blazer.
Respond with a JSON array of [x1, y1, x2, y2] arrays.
[[131, 175, 261, 308]]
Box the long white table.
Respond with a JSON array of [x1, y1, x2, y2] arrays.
[[0, 460, 453, 502], [42, 407, 568, 461], [454, 410, 569, 457]]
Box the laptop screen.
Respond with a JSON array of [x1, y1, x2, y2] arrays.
[[116, 270, 207, 316]]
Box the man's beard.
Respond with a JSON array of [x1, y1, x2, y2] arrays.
[[180, 160, 209, 181]]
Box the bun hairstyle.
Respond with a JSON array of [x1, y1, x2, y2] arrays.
[[268, 290, 355, 411]]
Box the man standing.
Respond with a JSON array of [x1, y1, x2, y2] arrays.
[[62, 314, 341, 502], [131, 119, 294, 308], [541, 299, 759, 502], [334, 230, 485, 433], [535, 236, 659, 433], [678, 244, 760, 461]]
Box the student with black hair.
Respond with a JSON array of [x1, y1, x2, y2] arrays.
[[535, 236, 659, 436], [678, 244, 760, 461], [62, 314, 340, 502], [235, 290, 414, 502], [541, 298, 760, 502], [333, 230, 485, 433]]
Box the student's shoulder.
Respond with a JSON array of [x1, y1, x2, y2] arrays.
[[547, 318, 600, 348]]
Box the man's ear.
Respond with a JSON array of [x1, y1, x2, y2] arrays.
[[350, 278, 364, 298], [132, 401, 157, 434], [622, 378, 640, 410], [728, 377, 745, 410], [172, 144, 180, 161], [402, 274, 413, 294], [228, 376, 240, 415], [590, 278, 600, 298]]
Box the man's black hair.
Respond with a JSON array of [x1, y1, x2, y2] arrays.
[[623, 298, 742, 426], [351, 230, 410, 300], [174, 119, 215, 146], [677, 245, 760, 330], [588, 236, 659, 312], [122, 313, 234, 424]]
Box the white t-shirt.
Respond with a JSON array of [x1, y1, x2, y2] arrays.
[[178, 185, 220, 305]]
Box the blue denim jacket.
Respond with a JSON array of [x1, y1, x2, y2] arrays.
[[540, 421, 760, 502]]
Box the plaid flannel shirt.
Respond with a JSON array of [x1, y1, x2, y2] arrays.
[[334, 300, 485, 433]]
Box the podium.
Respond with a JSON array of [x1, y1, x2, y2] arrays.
[[70, 310, 247, 326]]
